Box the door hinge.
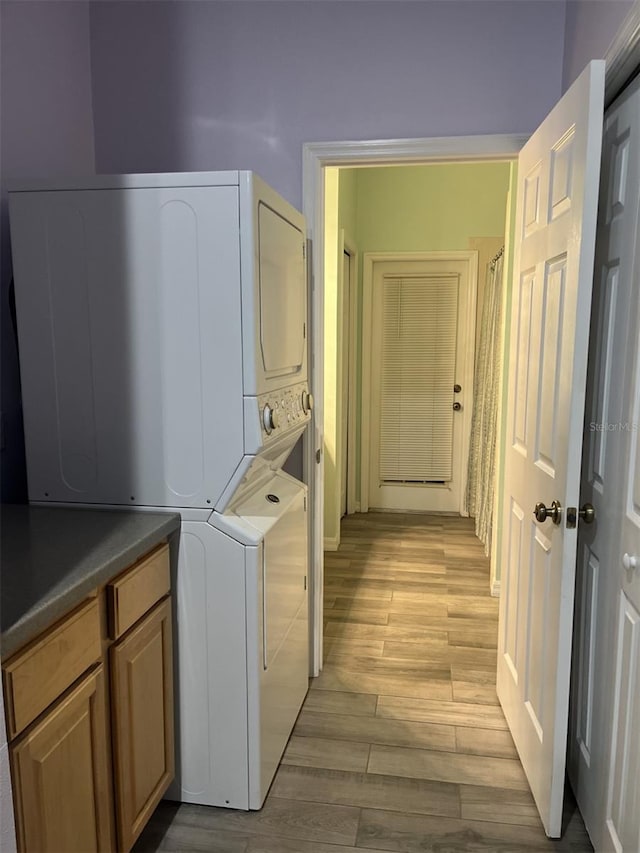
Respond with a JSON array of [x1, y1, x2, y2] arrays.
[[304, 575, 307, 591], [302, 241, 306, 260], [304, 495, 307, 511], [316, 448, 321, 464], [303, 322, 306, 339]]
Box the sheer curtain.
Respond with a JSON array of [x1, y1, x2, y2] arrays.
[[466, 250, 504, 555]]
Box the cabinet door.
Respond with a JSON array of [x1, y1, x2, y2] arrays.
[[10, 665, 112, 853], [111, 597, 174, 852]]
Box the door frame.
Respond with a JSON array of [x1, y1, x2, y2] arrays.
[[361, 250, 478, 516], [302, 134, 527, 675], [340, 230, 359, 518]]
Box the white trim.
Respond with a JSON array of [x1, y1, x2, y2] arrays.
[[323, 536, 340, 552], [491, 580, 501, 598], [604, 0, 640, 107], [362, 251, 477, 516], [490, 163, 517, 595], [302, 163, 324, 678], [341, 233, 359, 518], [304, 134, 529, 167], [302, 133, 526, 677]]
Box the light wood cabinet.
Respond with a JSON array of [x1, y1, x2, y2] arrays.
[[10, 666, 113, 853], [110, 598, 174, 851], [3, 541, 174, 853]]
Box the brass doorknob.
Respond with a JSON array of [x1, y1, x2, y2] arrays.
[[533, 500, 562, 525], [579, 503, 595, 524]]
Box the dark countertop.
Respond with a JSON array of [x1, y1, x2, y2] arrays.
[[1, 505, 181, 659]]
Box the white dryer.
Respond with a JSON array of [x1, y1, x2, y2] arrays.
[[9, 171, 311, 510]]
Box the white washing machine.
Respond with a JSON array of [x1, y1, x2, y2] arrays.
[[174, 470, 308, 809], [9, 171, 311, 808]]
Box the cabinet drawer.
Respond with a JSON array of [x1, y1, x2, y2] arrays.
[[3, 598, 101, 740], [107, 543, 170, 640]]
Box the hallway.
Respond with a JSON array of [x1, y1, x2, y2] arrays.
[[135, 513, 593, 852]]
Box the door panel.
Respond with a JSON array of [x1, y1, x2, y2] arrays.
[[535, 258, 566, 474], [10, 666, 112, 853], [604, 594, 640, 852], [497, 61, 605, 837], [512, 272, 536, 455], [111, 598, 174, 851]]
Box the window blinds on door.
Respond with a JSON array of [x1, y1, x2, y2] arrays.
[[379, 275, 459, 484]]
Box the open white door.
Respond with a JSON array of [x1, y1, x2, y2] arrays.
[[497, 60, 605, 837]]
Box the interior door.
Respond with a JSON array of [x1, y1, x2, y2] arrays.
[[602, 74, 640, 853], [569, 72, 640, 851], [497, 60, 605, 838]]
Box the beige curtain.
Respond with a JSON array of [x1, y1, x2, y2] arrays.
[[466, 250, 504, 555]]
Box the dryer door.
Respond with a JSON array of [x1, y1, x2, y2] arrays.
[[258, 203, 306, 383]]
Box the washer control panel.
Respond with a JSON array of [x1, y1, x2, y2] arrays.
[[259, 382, 311, 436]]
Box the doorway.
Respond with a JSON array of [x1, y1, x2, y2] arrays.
[[302, 135, 526, 676], [364, 252, 477, 515], [320, 157, 516, 556]]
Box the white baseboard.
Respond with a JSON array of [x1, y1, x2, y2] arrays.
[[324, 536, 340, 552], [491, 579, 501, 598]]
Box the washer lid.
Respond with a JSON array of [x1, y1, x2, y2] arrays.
[[208, 471, 306, 545]]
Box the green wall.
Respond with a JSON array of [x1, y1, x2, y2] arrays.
[[338, 168, 358, 240], [354, 163, 511, 252]]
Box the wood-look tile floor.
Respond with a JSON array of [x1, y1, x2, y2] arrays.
[[134, 513, 593, 852]]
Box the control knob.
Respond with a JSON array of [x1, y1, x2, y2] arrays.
[[302, 391, 314, 414], [263, 404, 279, 434]]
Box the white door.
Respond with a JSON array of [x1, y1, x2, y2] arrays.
[[497, 60, 605, 838], [599, 72, 640, 853], [569, 73, 640, 851], [368, 256, 476, 513], [606, 308, 640, 851]]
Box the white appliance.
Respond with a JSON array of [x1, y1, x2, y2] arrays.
[[9, 171, 311, 809]]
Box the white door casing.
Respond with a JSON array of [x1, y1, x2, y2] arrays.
[[365, 254, 477, 514], [303, 134, 528, 676], [497, 61, 605, 837], [569, 72, 640, 851]]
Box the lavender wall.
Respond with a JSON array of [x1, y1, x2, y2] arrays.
[[563, 0, 633, 91], [0, 1, 96, 502], [90, 0, 567, 208]]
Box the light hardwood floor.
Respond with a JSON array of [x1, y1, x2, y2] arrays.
[[134, 513, 593, 852]]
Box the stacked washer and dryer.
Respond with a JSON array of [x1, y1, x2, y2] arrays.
[[8, 171, 312, 809]]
